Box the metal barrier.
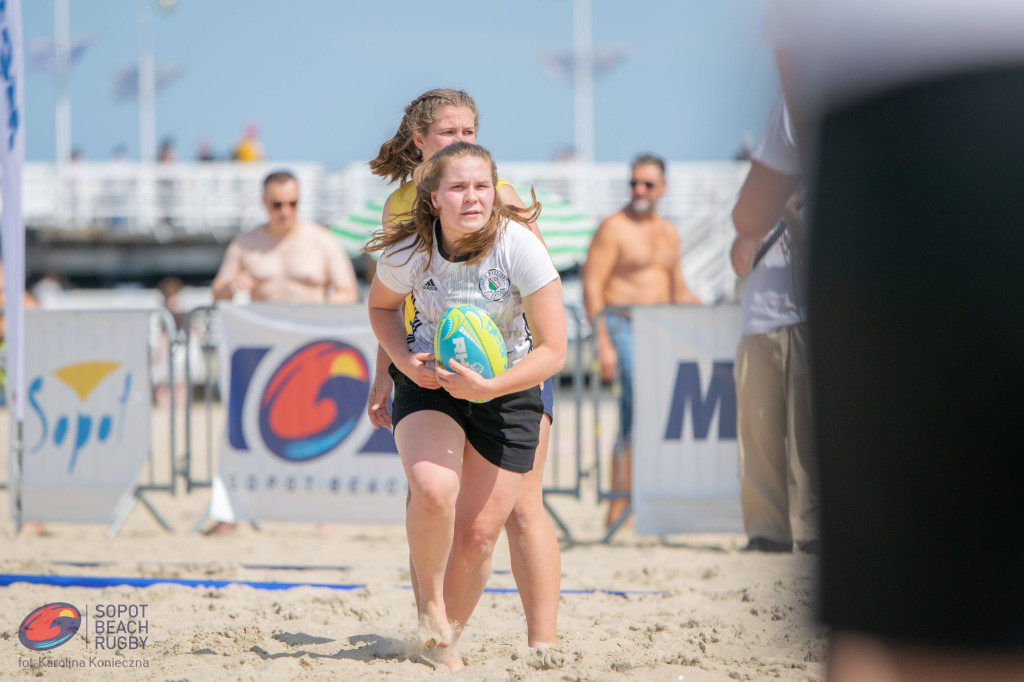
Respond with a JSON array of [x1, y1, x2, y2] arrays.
[[182, 305, 220, 493], [107, 306, 180, 535], [1, 307, 179, 535], [539, 304, 591, 543], [178, 302, 631, 542], [590, 306, 633, 542]]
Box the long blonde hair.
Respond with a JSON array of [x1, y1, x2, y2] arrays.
[[369, 89, 479, 184], [366, 142, 540, 265]]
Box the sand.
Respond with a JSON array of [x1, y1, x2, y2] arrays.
[[0, 404, 827, 681]]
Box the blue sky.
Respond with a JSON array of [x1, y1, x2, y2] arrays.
[[22, 0, 778, 169]]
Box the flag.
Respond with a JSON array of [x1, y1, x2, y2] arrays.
[[1, 0, 27, 526]]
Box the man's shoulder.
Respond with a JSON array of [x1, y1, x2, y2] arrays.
[[231, 224, 270, 248], [654, 213, 678, 234], [297, 221, 343, 246], [598, 209, 631, 232]]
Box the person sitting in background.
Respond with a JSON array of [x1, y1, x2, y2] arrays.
[[582, 154, 699, 529]]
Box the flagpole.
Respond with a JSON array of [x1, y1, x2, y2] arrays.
[[54, 0, 71, 164], [1, 0, 27, 532]]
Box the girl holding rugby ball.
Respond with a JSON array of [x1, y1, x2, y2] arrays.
[[366, 142, 565, 668], [369, 88, 563, 655]]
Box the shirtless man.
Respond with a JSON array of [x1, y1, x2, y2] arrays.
[[204, 170, 358, 535], [583, 154, 699, 527], [212, 170, 358, 304]]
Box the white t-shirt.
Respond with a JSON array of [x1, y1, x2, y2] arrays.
[[741, 98, 806, 335], [376, 219, 559, 365]]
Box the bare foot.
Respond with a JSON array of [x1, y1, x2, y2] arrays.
[[20, 522, 47, 536], [418, 613, 453, 650], [315, 522, 335, 538], [443, 645, 465, 672], [202, 521, 236, 536]]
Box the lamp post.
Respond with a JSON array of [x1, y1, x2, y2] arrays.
[[54, 0, 70, 165], [135, 0, 175, 233], [572, 0, 594, 165]]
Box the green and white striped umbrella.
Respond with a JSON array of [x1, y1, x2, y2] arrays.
[[516, 186, 596, 273], [329, 187, 596, 272], [329, 196, 387, 258]]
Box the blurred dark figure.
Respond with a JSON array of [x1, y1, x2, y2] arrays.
[[196, 139, 215, 162], [158, 137, 176, 163], [771, 1, 1024, 680]]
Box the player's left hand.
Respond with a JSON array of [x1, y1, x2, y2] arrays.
[[436, 359, 492, 402]]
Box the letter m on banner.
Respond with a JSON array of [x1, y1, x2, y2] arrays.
[[663, 362, 736, 440]]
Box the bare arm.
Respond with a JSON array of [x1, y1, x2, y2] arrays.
[[499, 183, 547, 249], [582, 217, 620, 381], [436, 279, 566, 402], [323, 232, 360, 303], [731, 159, 800, 275], [667, 229, 700, 304], [211, 241, 254, 301], [368, 276, 439, 390], [368, 194, 399, 425]]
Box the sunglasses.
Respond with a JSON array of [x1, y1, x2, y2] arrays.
[[271, 200, 298, 210], [630, 180, 656, 190]]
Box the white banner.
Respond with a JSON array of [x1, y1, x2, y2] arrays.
[[213, 304, 405, 524], [633, 305, 742, 534], [20, 311, 153, 523]]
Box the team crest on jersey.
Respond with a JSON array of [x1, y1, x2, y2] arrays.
[[479, 269, 510, 301]]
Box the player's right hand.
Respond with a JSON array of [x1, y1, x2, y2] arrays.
[[401, 352, 440, 390]]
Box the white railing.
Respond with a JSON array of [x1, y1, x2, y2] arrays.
[[15, 160, 747, 301]]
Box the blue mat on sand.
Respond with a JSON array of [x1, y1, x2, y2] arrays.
[[0, 574, 364, 591], [1, 573, 670, 596]]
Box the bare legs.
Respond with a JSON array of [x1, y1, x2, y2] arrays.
[[504, 415, 560, 647], [443, 443, 526, 635], [396, 412, 526, 669], [394, 412, 464, 651], [606, 443, 632, 528]]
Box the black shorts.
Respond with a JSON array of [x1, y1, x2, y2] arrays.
[[389, 364, 543, 474], [540, 375, 555, 422]]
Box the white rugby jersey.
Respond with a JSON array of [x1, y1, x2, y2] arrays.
[[376, 219, 558, 365]]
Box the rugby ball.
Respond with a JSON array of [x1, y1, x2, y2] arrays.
[[434, 305, 509, 402]]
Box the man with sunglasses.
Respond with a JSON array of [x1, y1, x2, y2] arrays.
[[584, 154, 699, 528], [205, 170, 359, 535], [212, 170, 358, 304]]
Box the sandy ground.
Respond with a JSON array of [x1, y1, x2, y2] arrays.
[[0, 402, 827, 681]]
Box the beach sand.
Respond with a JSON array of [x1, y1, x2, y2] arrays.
[[1, 404, 826, 681]]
